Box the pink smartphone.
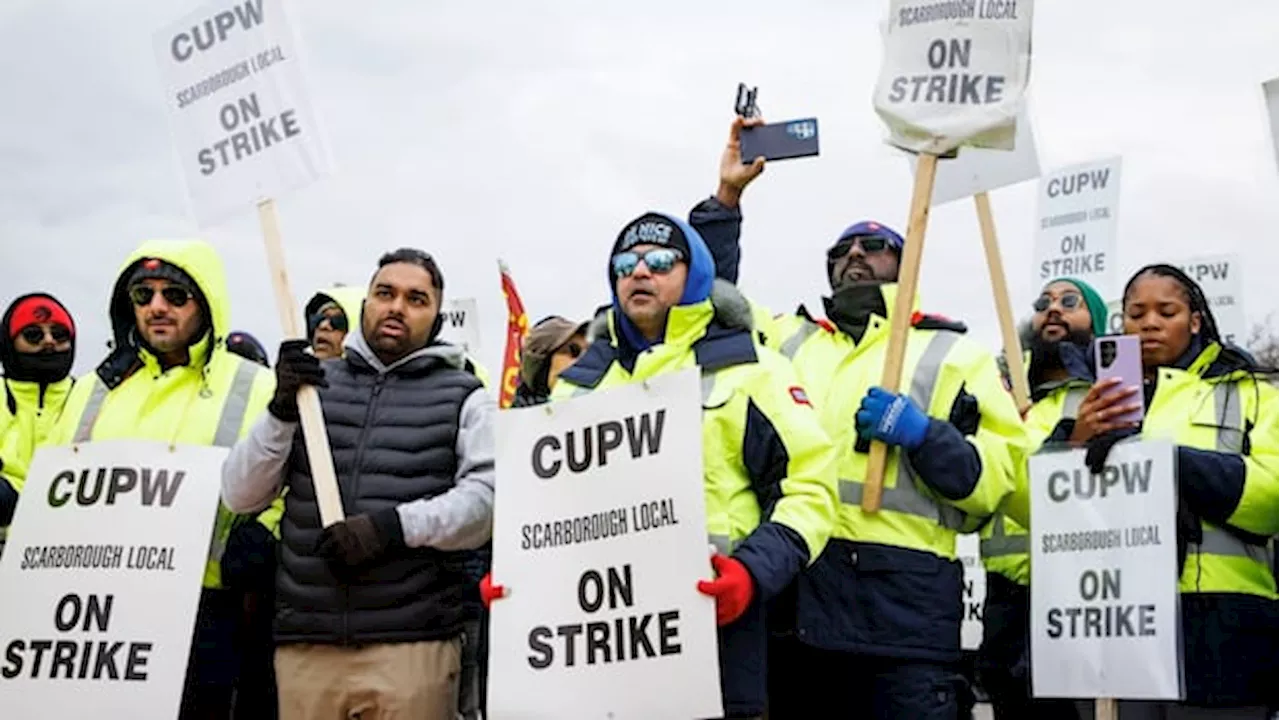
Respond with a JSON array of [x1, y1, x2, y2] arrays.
[[1093, 335, 1144, 425]]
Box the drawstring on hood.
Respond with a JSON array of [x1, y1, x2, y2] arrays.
[[608, 212, 715, 354]]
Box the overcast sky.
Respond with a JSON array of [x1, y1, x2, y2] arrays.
[[1, 0, 1276, 378]]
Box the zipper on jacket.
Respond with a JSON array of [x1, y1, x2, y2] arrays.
[[341, 372, 386, 645]]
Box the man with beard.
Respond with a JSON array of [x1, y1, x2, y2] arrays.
[[221, 248, 496, 720], [691, 115, 1027, 718], [0, 294, 76, 555], [976, 277, 1107, 720], [46, 241, 278, 719]]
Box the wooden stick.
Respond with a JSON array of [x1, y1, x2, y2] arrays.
[[862, 152, 939, 512], [257, 198, 346, 528], [974, 191, 1032, 414], [1095, 697, 1118, 720]]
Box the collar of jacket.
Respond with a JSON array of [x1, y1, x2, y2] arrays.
[[2, 375, 73, 416], [804, 282, 920, 344], [563, 279, 756, 387], [344, 328, 466, 376]]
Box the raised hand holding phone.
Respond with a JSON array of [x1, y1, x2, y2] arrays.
[[718, 115, 767, 207], [1069, 336, 1145, 445]]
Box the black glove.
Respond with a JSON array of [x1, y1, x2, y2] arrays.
[[314, 508, 406, 579], [221, 520, 277, 593], [1083, 426, 1142, 474], [269, 339, 328, 422]]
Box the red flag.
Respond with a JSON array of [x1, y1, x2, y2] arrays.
[[498, 260, 529, 409]]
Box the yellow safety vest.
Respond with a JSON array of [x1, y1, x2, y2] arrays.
[[763, 284, 1025, 560], [46, 239, 277, 589]]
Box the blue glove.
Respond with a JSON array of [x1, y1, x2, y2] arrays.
[[856, 387, 932, 451]]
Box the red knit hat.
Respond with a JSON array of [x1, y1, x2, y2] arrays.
[[7, 296, 74, 339]]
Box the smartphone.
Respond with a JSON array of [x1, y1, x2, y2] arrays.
[[1093, 335, 1144, 425], [740, 118, 820, 163]]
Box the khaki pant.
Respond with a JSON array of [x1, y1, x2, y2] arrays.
[[276, 639, 461, 720]]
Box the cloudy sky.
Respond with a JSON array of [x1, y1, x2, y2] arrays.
[[1, 0, 1276, 378]]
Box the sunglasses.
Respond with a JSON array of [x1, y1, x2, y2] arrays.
[[827, 235, 891, 260], [129, 285, 193, 308], [1033, 292, 1084, 313], [309, 312, 348, 333], [20, 325, 71, 345], [611, 248, 684, 278]]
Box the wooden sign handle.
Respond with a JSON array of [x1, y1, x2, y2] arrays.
[[1095, 698, 1118, 720], [975, 191, 1032, 414], [862, 152, 939, 512], [257, 198, 346, 528]]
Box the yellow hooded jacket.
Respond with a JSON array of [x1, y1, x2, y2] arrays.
[[47, 240, 277, 589]]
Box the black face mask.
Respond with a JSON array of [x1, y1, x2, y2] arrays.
[[823, 284, 888, 344], [4, 348, 73, 384]]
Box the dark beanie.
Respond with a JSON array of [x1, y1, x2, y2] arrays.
[[612, 213, 692, 259], [128, 257, 199, 291]]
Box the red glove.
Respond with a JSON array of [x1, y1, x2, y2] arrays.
[[479, 572, 505, 610], [696, 554, 754, 626]]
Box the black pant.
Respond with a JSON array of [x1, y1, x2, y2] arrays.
[[977, 574, 1082, 720], [179, 589, 241, 720], [767, 634, 965, 719], [231, 589, 277, 720]]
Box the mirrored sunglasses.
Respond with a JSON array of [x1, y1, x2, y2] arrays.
[[1033, 292, 1084, 313], [611, 248, 684, 278]]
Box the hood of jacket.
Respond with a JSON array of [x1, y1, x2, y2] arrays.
[[344, 323, 467, 376], [305, 285, 365, 328], [608, 212, 716, 353], [98, 239, 229, 387], [0, 292, 76, 385]]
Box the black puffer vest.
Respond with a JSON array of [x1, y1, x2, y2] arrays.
[[275, 347, 482, 645]]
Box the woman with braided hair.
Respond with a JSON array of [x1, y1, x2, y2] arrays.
[[1068, 264, 1277, 718]]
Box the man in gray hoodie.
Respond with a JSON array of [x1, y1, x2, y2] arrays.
[[221, 248, 496, 720]]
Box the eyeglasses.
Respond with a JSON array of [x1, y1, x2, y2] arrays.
[[827, 235, 890, 260], [310, 312, 348, 333], [611, 248, 684, 278], [1033, 292, 1084, 313], [20, 325, 71, 345], [129, 285, 193, 308]]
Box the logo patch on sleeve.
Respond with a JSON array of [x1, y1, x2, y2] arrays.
[[789, 386, 811, 406]]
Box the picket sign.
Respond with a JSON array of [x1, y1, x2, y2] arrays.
[[1029, 441, 1182, 709], [487, 369, 722, 720], [0, 442, 227, 717], [864, 0, 1035, 506], [154, 0, 343, 525], [976, 191, 1031, 412]]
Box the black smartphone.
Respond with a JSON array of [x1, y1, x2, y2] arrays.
[[735, 83, 759, 118], [740, 118, 820, 163]]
